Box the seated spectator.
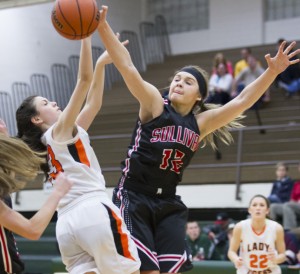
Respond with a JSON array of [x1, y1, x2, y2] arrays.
[[276, 38, 300, 97], [234, 47, 252, 77], [212, 52, 234, 76], [185, 221, 213, 261], [280, 162, 300, 230], [232, 55, 270, 103], [207, 62, 233, 105], [284, 230, 300, 265], [203, 212, 233, 260], [269, 162, 294, 222]]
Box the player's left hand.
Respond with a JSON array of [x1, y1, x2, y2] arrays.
[[265, 41, 300, 75]]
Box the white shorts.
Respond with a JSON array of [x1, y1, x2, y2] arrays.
[[237, 265, 281, 274], [56, 191, 141, 274]]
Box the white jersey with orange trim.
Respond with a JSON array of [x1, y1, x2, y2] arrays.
[[42, 125, 141, 273], [238, 219, 281, 274], [42, 124, 106, 209]]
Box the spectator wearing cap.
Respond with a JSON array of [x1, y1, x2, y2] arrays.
[[203, 212, 233, 260]]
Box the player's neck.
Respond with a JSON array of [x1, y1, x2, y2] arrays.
[[251, 219, 266, 234]]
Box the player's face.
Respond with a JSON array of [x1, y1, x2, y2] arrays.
[[248, 197, 269, 219], [32, 96, 62, 128], [169, 72, 201, 107]]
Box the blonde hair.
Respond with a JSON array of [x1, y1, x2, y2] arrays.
[[167, 65, 245, 150], [0, 134, 45, 198]]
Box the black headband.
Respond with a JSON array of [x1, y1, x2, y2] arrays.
[[180, 67, 207, 98]]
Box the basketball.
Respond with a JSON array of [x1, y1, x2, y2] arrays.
[[51, 0, 100, 40]]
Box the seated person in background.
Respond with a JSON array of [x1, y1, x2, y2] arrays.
[[269, 162, 294, 222], [212, 52, 234, 76], [234, 47, 253, 77], [185, 221, 212, 261], [232, 55, 270, 103], [284, 230, 300, 265], [276, 38, 300, 97], [279, 162, 300, 230], [203, 212, 233, 260], [206, 62, 233, 105]]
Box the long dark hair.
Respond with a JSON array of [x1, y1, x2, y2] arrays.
[[16, 95, 49, 178]]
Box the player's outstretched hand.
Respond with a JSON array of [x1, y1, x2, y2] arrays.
[[99, 5, 108, 26], [265, 41, 300, 75]]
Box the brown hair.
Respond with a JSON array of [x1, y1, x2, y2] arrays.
[[249, 194, 270, 209], [16, 95, 49, 178]]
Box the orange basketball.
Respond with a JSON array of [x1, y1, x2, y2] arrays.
[[51, 0, 100, 40]]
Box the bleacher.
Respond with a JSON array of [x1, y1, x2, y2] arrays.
[[1, 20, 299, 273]]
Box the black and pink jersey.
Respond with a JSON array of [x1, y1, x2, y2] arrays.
[[119, 99, 200, 193]]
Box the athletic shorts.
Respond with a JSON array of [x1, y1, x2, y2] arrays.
[[56, 191, 141, 274], [237, 265, 281, 274], [113, 187, 193, 273]]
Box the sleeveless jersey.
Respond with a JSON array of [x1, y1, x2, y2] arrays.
[[239, 219, 281, 274], [119, 99, 200, 191], [42, 125, 106, 209]]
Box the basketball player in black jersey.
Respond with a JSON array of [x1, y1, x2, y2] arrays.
[[98, 5, 300, 274]]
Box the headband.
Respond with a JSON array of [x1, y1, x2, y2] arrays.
[[180, 67, 207, 98]]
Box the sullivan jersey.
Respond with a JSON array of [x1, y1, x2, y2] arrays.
[[119, 99, 200, 192], [239, 219, 281, 274], [42, 125, 106, 209]]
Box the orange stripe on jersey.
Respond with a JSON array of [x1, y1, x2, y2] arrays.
[[251, 224, 266, 236], [102, 203, 136, 261], [68, 138, 90, 167], [75, 139, 90, 167]]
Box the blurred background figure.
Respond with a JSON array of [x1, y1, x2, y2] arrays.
[[232, 55, 270, 103], [212, 52, 233, 76], [207, 62, 233, 105], [234, 47, 253, 77], [204, 212, 233, 260], [276, 38, 300, 98], [186, 220, 212, 261]]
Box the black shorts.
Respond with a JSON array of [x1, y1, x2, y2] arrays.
[[113, 187, 193, 273]]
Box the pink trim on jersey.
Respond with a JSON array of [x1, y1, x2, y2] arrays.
[[0, 226, 12, 273], [168, 251, 187, 273], [157, 254, 182, 262], [131, 235, 159, 268], [163, 99, 168, 104], [122, 122, 142, 176]]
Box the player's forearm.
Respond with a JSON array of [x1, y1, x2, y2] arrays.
[[237, 68, 277, 109], [27, 191, 63, 240]]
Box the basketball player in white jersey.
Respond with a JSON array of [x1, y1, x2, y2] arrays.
[[15, 36, 140, 274], [228, 194, 286, 274]]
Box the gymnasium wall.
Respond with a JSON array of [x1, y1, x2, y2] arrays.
[[1, 0, 299, 92]]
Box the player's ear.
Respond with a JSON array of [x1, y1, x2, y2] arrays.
[[31, 116, 42, 125]]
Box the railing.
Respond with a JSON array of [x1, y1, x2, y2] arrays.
[[90, 122, 300, 201]]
